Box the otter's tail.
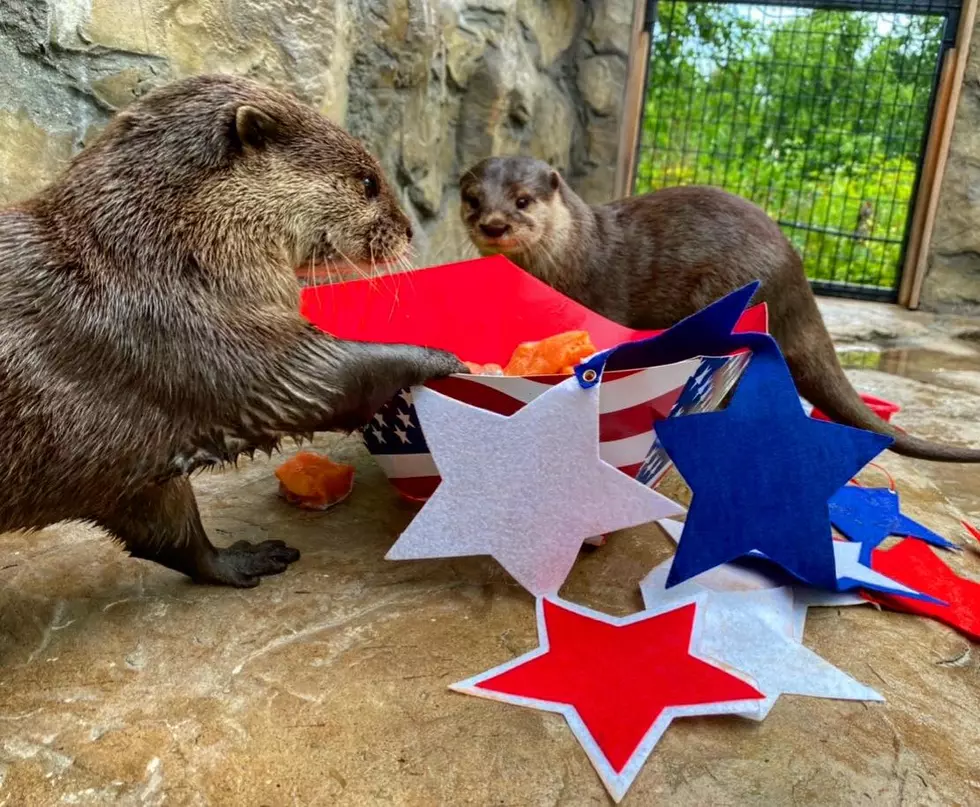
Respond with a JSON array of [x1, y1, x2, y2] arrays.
[[783, 323, 980, 463]]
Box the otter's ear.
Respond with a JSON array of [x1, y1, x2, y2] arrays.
[[234, 105, 278, 150], [549, 170, 560, 190]]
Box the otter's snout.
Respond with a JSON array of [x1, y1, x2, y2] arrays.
[[479, 222, 511, 239]]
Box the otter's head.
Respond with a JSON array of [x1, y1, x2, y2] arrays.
[[458, 157, 570, 262], [62, 74, 412, 283]]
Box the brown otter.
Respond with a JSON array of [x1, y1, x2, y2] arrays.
[[459, 156, 980, 463], [0, 74, 467, 588]]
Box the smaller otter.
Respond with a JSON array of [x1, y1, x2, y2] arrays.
[[458, 156, 980, 463], [0, 74, 466, 589]]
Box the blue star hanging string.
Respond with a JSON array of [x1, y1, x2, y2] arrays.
[[828, 484, 959, 566]]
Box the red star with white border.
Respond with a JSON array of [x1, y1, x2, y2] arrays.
[[450, 596, 764, 802]]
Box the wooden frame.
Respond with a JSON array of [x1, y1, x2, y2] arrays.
[[899, 0, 978, 308], [614, 0, 651, 200]]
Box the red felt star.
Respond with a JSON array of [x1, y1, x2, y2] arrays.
[[451, 597, 763, 802], [866, 539, 980, 641]]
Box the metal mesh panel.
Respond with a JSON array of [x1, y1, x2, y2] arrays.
[[633, 0, 960, 299]]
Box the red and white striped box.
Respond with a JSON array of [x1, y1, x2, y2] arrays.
[[300, 256, 768, 503]]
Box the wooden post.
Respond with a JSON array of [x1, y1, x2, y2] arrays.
[[898, 50, 955, 306], [905, 0, 978, 309], [614, 0, 652, 200]]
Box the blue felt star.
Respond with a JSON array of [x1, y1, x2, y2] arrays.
[[828, 485, 959, 566], [577, 284, 895, 590], [585, 282, 764, 375], [654, 344, 893, 591]]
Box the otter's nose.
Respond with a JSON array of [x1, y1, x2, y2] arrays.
[[480, 222, 511, 239], [405, 224, 414, 242]]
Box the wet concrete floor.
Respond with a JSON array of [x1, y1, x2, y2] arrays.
[[0, 298, 977, 805]]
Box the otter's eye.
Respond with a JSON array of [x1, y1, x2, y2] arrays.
[[362, 175, 379, 199], [463, 194, 480, 210], [515, 195, 532, 210]]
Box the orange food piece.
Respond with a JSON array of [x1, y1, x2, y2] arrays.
[[275, 451, 355, 511], [463, 361, 504, 376], [462, 331, 596, 377], [502, 330, 597, 376]]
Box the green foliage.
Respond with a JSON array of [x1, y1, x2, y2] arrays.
[[635, 3, 944, 290]]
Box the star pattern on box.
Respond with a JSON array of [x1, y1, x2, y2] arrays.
[[385, 374, 683, 596], [364, 391, 418, 446], [450, 597, 764, 802]]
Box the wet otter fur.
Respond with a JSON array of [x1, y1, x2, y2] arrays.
[[459, 156, 980, 463], [0, 74, 466, 587]]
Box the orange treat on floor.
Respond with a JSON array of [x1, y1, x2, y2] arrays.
[[275, 451, 355, 511], [503, 330, 597, 376]]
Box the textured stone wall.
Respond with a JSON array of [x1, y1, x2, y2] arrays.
[[0, 0, 634, 266], [921, 23, 980, 314]]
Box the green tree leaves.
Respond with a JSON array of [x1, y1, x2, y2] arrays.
[[636, 4, 944, 290]]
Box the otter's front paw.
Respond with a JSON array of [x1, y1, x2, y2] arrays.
[[416, 348, 470, 380], [195, 540, 301, 588]]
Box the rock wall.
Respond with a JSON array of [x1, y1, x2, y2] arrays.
[[0, 0, 634, 266], [921, 23, 980, 315]]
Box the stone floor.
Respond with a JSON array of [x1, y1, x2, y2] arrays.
[[0, 299, 978, 807]]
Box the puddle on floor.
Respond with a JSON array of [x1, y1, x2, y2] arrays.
[[837, 346, 980, 376], [837, 346, 980, 518], [836, 346, 980, 395]]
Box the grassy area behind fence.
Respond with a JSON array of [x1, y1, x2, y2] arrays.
[[635, 3, 946, 292]]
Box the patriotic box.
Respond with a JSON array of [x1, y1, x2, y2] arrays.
[[300, 255, 768, 502]]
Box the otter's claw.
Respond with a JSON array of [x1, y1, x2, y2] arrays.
[[410, 346, 469, 380], [430, 353, 470, 378], [195, 539, 301, 588], [170, 431, 284, 478]]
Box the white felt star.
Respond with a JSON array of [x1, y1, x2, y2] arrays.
[[640, 559, 883, 721], [831, 540, 933, 599], [790, 586, 865, 642], [657, 518, 819, 641], [396, 410, 413, 428], [394, 426, 410, 444], [386, 375, 684, 596]]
